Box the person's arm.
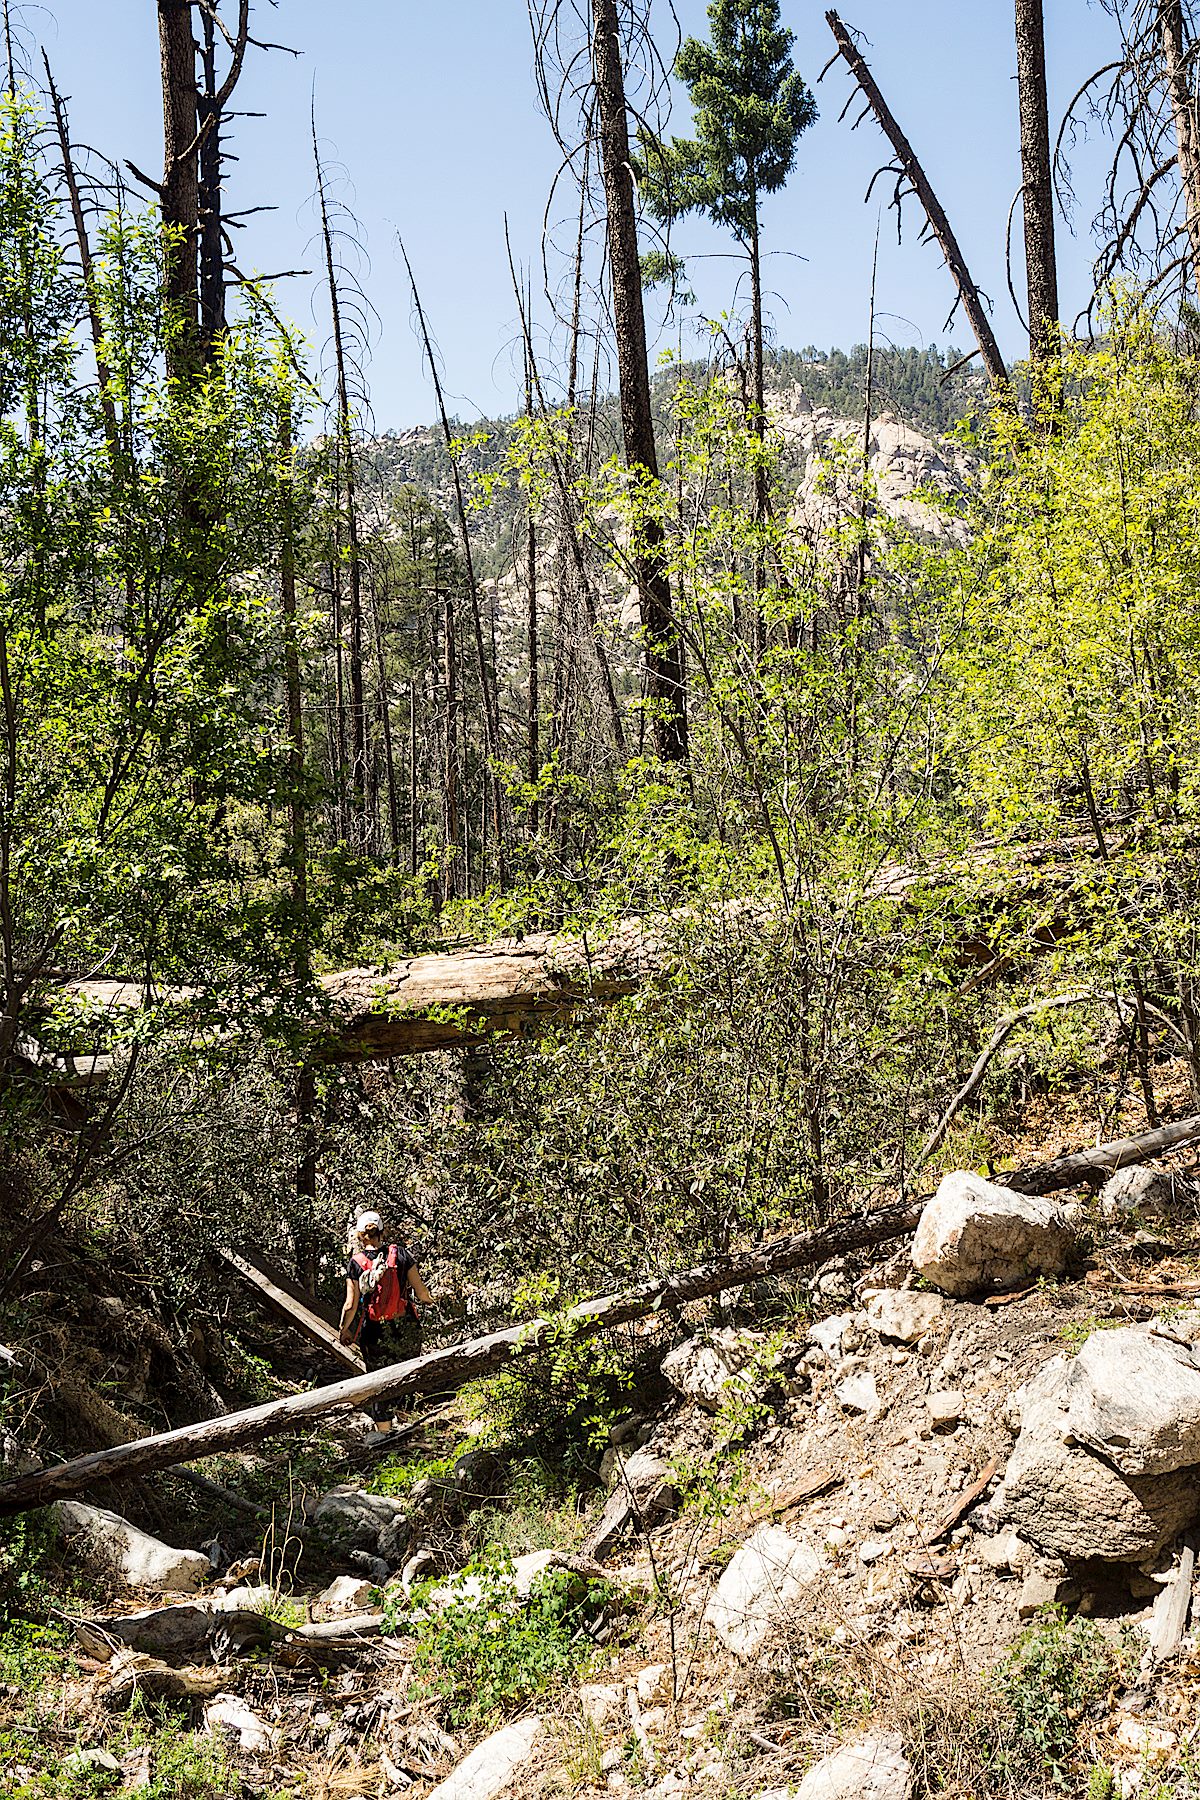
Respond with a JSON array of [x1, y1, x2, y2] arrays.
[[407, 1264, 433, 1305], [338, 1276, 360, 1344]]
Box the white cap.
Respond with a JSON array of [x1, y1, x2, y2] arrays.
[[355, 1210, 383, 1233]]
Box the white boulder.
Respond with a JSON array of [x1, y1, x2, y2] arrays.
[[314, 1575, 377, 1616], [795, 1733, 913, 1800], [311, 1486, 409, 1562], [705, 1523, 822, 1657], [661, 1328, 767, 1411], [864, 1289, 945, 1345], [55, 1502, 208, 1592], [912, 1173, 1077, 1297], [1062, 1327, 1200, 1475], [426, 1716, 542, 1800], [1099, 1165, 1186, 1221], [1001, 1356, 1200, 1561], [834, 1370, 879, 1415]]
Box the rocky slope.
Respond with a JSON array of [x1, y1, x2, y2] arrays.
[[9, 1144, 1200, 1800]]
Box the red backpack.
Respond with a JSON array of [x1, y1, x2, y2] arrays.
[[352, 1244, 406, 1325]]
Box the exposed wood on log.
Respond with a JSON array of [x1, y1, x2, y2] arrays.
[[0, 1199, 921, 1517], [1004, 1114, 1200, 1194], [824, 11, 1009, 389], [1149, 1542, 1194, 1660], [217, 1246, 365, 1375]]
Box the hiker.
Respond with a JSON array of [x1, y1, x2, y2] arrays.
[[338, 1210, 433, 1430]]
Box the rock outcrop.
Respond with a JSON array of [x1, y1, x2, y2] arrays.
[[1001, 1350, 1200, 1562]]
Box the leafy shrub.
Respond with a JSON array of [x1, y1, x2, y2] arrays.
[[465, 1279, 633, 1479], [403, 1554, 618, 1728], [991, 1608, 1118, 1784]]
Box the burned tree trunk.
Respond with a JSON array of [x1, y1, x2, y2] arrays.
[[157, 0, 201, 376], [1160, 0, 1200, 298], [197, 9, 228, 361], [1014, 0, 1059, 362], [824, 11, 1008, 389], [591, 0, 688, 765]]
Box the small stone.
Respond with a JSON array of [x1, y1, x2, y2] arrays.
[[580, 1684, 623, 1727], [926, 1390, 964, 1430], [835, 1370, 879, 1415], [977, 1531, 1025, 1573], [809, 1313, 855, 1358], [1114, 1718, 1178, 1762], [636, 1664, 666, 1704], [859, 1538, 891, 1564], [1018, 1569, 1063, 1617], [865, 1289, 945, 1346], [794, 1732, 913, 1800]]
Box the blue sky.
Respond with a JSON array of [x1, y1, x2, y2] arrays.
[[36, 1, 1123, 427]]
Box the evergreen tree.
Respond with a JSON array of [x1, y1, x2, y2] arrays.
[[639, 0, 816, 639]]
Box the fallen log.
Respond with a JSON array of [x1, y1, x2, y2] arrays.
[[217, 1246, 365, 1376], [0, 1199, 921, 1517], [1003, 1113, 1200, 1194]]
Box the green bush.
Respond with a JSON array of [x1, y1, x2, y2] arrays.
[[402, 1554, 618, 1728], [991, 1608, 1119, 1784]]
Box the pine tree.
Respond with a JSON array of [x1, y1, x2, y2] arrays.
[[639, 0, 816, 642]]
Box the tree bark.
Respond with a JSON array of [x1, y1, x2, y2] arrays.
[[0, 1198, 922, 1515], [197, 10, 227, 363], [1160, 0, 1200, 300], [591, 0, 688, 764], [157, 0, 201, 377], [824, 11, 1008, 389], [1014, 0, 1059, 362]]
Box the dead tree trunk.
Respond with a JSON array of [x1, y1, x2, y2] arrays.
[[400, 244, 506, 883], [0, 1199, 923, 1515], [1005, 1111, 1200, 1195], [591, 0, 688, 765], [1014, 0, 1059, 362], [823, 11, 1008, 389], [153, 0, 248, 381], [313, 120, 367, 843], [1160, 0, 1200, 299], [197, 9, 228, 362], [157, 0, 201, 376], [43, 57, 120, 462]]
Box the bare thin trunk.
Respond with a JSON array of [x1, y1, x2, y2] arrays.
[[313, 122, 367, 842], [1160, 0, 1200, 297], [591, 0, 688, 764], [824, 11, 1008, 388]]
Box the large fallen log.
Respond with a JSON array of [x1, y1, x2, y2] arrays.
[[0, 1199, 922, 1517], [1004, 1113, 1200, 1194], [51, 917, 665, 1067]]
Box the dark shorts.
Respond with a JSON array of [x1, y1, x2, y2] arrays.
[[362, 1315, 423, 1369]]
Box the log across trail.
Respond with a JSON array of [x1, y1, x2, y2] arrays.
[[0, 1199, 923, 1517], [3, 1107, 1195, 1517]]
